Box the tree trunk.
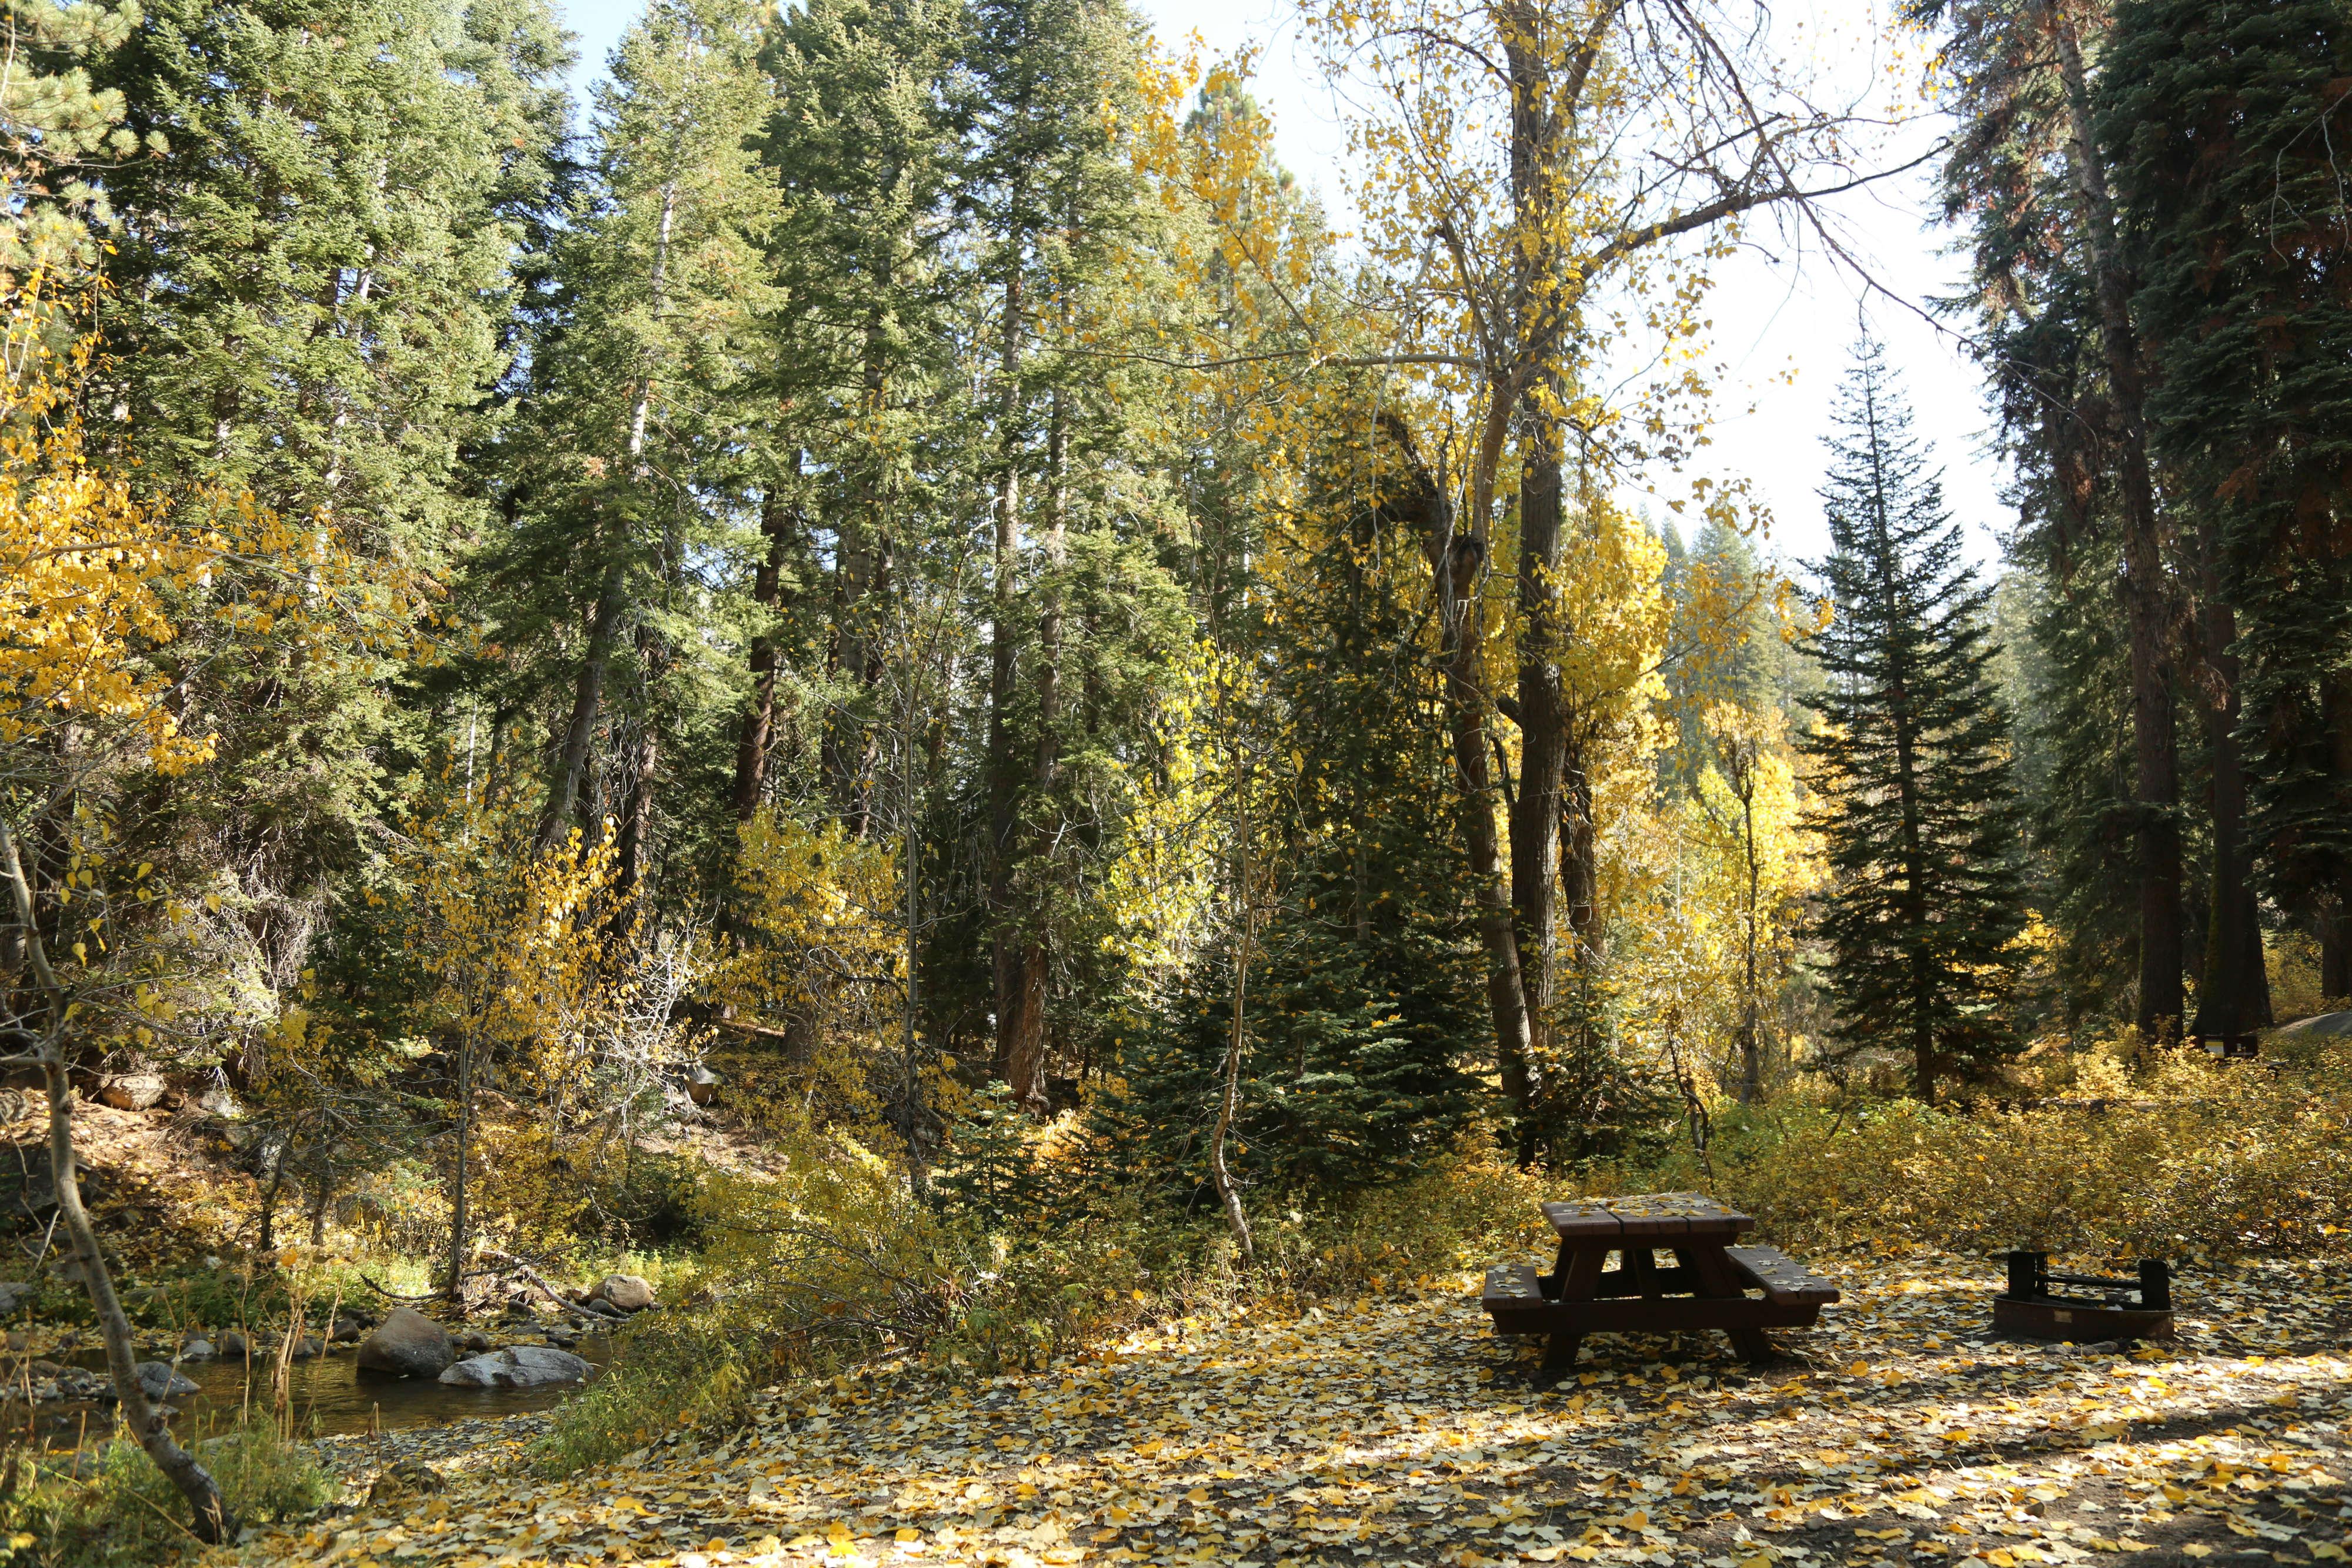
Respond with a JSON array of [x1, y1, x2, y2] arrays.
[[733, 486, 796, 822], [1501, 6, 1564, 1141], [1510, 423, 1567, 1075], [538, 563, 623, 854], [2050, 1, 2184, 1040], [987, 192, 1043, 1106], [257, 1156, 285, 1255], [823, 309, 896, 835], [2191, 534, 2270, 1042], [1425, 387, 1537, 1145], [0, 821, 232, 1539], [445, 1029, 472, 1307], [612, 623, 666, 909], [1000, 383, 1071, 1112], [898, 686, 929, 1195], [1208, 767, 1255, 1264], [1736, 760, 1764, 1104], [612, 718, 659, 906], [2324, 671, 2352, 1004]]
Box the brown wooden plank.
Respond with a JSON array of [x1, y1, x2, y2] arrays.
[[1726, 1244, 1840, 1306], [1541, 1201, 1623, 1239], [1482, 1294, 1826, 1333], [1482, 1262, 1548, 1308], [1601, 1191, 1758, 1238]]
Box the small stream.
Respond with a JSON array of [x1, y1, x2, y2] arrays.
[[0, 1335, 613, 1452]]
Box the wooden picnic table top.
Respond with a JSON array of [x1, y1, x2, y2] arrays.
[[1541, 1191, 1757, 1240]]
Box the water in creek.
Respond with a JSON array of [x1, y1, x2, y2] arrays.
[[0, 1335, 612, 1452]]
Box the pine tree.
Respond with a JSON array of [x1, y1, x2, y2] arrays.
[[1802, 336, 2026, 1101], [0, 0, 149, 286], [1910, 0, 2190, 1040], [2104, 0, 2352, 1011], [960, 0, 1182, 1107], [751, 0, 963, 828], [501, 0, 781, 899], [85, 0, 572, 977]]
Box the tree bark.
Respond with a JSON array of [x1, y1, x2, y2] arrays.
[[612, 620, 667, 908], [733, 486, 797, 822], [538, 563, 623, 854], [1501, 5, 1566, 1133], [1732, 741, 1765, 1104], [1510, 423, 1567, 1076], [2190, 530, 2270, 1042], [2323, 671, 2352, 1004], [1001, 379, 1070, 1112], [445, 1028, 472, 1306], [2050, 0, 2184, 1039], [612, 708, 660, 907], [822, 308, 896, 835], [1208, 763, 1255, 1264]]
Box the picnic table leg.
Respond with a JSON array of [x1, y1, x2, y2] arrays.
[[1540, 1243, 1606, 1373], [1683, 1243, 1778, 1366]]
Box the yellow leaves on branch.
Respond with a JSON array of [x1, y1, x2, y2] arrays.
[[0, 281, 418, 774], [706, 810, 900, 1031], [0, 298, 206, 768]]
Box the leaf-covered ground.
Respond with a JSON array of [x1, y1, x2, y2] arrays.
[[239, 1249, 2352, 1568]]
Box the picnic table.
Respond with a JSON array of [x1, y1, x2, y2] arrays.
[[1480, 1191, 1838, 1370]]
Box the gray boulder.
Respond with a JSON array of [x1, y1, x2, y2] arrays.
[[133, 1362, 199, 1399], [216, 1330, 249, 1359], [0, 1281, 32, 1313], [587, 1273, 656, 1313], [436, 1345, 591, 1389], [180, 1336, 213, 1360], [355, 1306, 454, 1378]]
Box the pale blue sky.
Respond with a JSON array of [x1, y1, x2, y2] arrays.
[[553, 0, 2007, 573]]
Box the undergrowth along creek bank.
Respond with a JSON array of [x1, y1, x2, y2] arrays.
[[238, 1250, 2352, 1568]]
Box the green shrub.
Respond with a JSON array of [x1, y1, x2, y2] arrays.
[[2, 1420, 330, 1567], [529, 1316, 753, 1477], [1598, 1045, 2352, 1261]]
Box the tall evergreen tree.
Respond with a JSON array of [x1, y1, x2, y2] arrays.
[[1910, 0, 2189, 1040], [960, 0, 1178, 1107], [2105, 0, 2351, 1015], [751, 0, 962, 830], [1803, 336, 2025, 1101], [502, 0, 781, 900], [90, 0, 572, 969]]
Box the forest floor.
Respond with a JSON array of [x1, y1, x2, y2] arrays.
[[230, 1249, 2352, 1568]]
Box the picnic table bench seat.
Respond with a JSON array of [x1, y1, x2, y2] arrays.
[[1726, 1243, 1840, 1306], [1481, 1192, 1839, 1370]]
